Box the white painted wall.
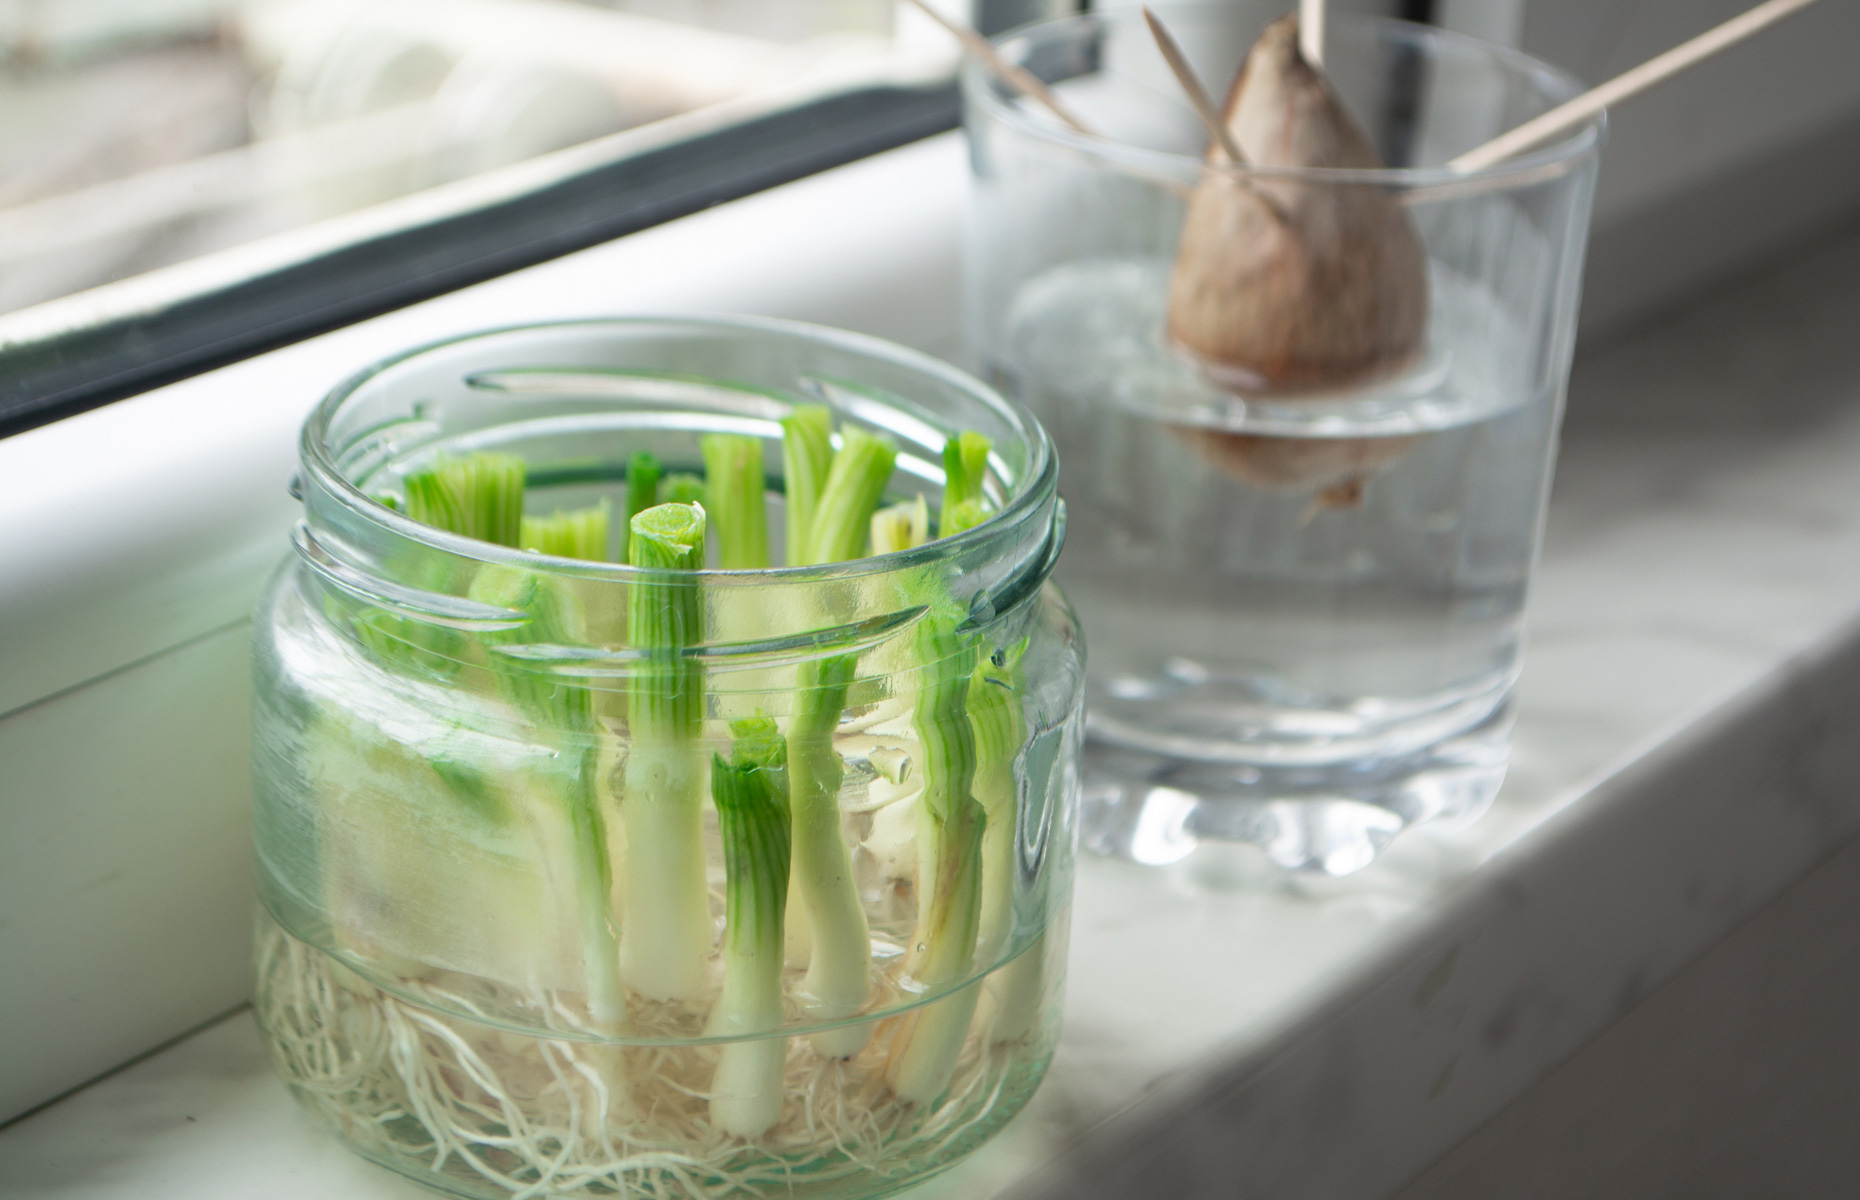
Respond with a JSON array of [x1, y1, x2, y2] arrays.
[[1507, 0, 1860, 333], [1521, 0, 1860, 224]]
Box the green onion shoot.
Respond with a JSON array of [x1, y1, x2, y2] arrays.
[[803, 428, 898, 565], [619, 502, 713, 1003], [442, 457, 621, 1026], [871, 495, 930, 555], [886, 614, 986, 1104], [468, 561, 624, 1026], [625, 450, 662, 532], [781, 404, 834, 568], [939, 431, 992, 538], [787, 653, 869, 1057], [970, 643, 1024, 966], [701, 434, 770, 569], [661, 472, 707, 509], [776, 413, 904, 1055], [520, 499, 612, 561], [405, 452, 526, 547], [706, 716, 791, 1137]]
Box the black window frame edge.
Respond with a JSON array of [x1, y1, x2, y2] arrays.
[[0, 81, 959, 442]]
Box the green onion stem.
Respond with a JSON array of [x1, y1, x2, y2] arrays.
[[785, 653, 871, 1057], [802, 427, 897, 565], [467, 562, 624, 1026], [520, 499, 612, 561], [701, 434, 771, 569], [939, 499, 988, 538], [620, 502, 712, 1003], [405, 453, 526, 547], [870, 495, 930, 555], [938, 432, 991, 538], [781, 405, 834, 567], [626, 451, 662, 532], [969, 643, 1026, 971], [661, 472, 708, 511], [779, 414, 901, 1054], [347, 454, 534, 768], [339, 565, 462, 676], [988, 930, 1048, 1046], [706, 717, 791, 1137], [886, 615, 986, 1104], [969, 638, 1046, 1047]]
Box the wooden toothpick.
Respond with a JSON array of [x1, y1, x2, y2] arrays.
[[1299, 0, 1326, 68], [900, 0, 1097, 136], [1142, 6, 1249, 166], [1451, 0, 1821, 171]]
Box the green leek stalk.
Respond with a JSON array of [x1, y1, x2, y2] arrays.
[[619, 503, 713, 1002], [520, 499, 611, 560], [787, 653, 870, 1057], [870, 495, 930, 555], [701, 434, 770, 569], [781, 405, 834, 568], [938, 431, 991, 539], [405, 453, 527, 547], [467, 555, 624, 1027], [625, 451, 662, 531], [804, 428, 899, 564], [886, 615, 986, 1103], [706, 717, 791, 1137]]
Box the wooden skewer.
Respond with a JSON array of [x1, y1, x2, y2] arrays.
[[1451, 0, 1821, 171], [1142, 6, 1249, 166], [900, 0, 1097, 136], [924, 0, 1817, 196], [1299, 0, 1326, 68]]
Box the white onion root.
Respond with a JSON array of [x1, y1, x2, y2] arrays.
[[254, 920, 1041, 1200]]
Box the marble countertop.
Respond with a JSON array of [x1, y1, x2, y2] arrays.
[[11, 217, 1860, 1199]]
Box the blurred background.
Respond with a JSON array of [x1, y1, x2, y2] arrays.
[[8, 0, 1860, 335], [0, 0, 1075, 315]]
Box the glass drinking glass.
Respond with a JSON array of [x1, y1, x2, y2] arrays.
[[963, 5, 1601, 873], [250, 317, 1084, 1198]]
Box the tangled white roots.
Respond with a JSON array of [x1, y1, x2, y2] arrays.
[[254, 923, 1038, 1200]]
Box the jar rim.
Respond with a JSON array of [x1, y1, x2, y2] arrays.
[[300, 314, 1061, 585], [966, 8, 1603, 192]]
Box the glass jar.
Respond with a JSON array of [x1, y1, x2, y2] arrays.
[[250, 317, 1084, 1199], [962, 5, 1601, 873]]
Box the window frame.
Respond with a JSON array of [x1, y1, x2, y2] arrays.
[[0, 80, 960, 441]]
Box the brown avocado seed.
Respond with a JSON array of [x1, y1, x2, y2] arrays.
[[1166, 14, 1429, 504]]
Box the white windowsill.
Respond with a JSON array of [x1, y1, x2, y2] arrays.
[[8, 134, 1860, 1197]]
